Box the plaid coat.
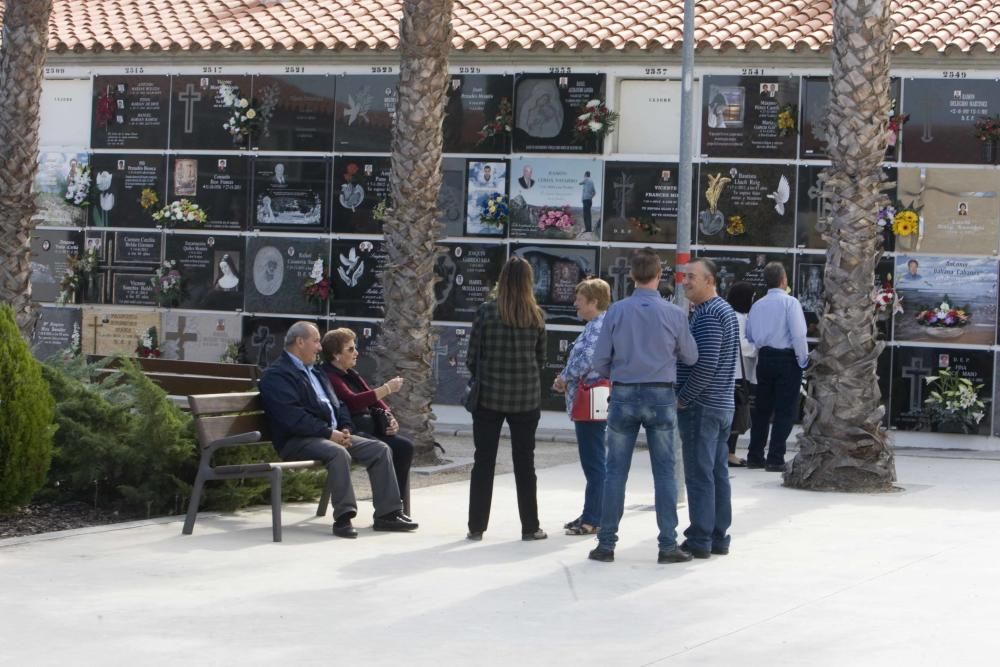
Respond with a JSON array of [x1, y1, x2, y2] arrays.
[[467, 300, 546, 413]]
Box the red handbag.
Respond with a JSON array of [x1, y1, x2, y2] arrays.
[[570, 378, 611, 422]]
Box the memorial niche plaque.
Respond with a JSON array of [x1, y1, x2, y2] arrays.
[[510, 244, 598, 324], [896, 168, 1000, 255], [599, 247, 675, 303], [796, 165, 898, 251], [244, 236, 330, 315], [438, 157, 467, 238], [91, 75, 170, 150], [701, 75, 799, 160], [697, 163, 796, 248], [110, 271, 157, 307], [513, 73, 606, 154], [252, 157, 329, 231], [464, 159, 509, 237], [251, 74, 336, 152], [88, 154, 165, 229], [334, 74, 398, 152], [80, 308, 162, 357], [111, 230, 162, 265], [508, 157, 603, 241], [30, 229, 82, 303], [242, 316, 317, 369], [902, 78, 1000, 165], [800, 77, 902, 160], [330, 239, 388, 318], [601, 162, 678, 244], [891, 346, 992, 435], [431, 325, 472, 405], [699, 251, 793, 301], [169, 75, 252, 151], [167, 155, 249, 231], [434, 243, 506, 322], [541, 330, 581, 412], [34, 151, 90, 227], [32, 306, 82, 361], [161, 312, 243, 362], [893, 255, 998, 346], [331, 156, 391, 235], [164, 234, 244, 311], [443, 74, 514, 154], [794, 256, 825, 338]]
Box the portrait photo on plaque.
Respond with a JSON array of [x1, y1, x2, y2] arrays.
[[794, 257, 826, 337], [87, 154, 165, 229], [252, 157, 329, 231], [513, 73, 607, 154], [796, 165, 898, 250], [80, 308, 162, 357], [508, 157, 603, 241], [163, 234, 244, 311], [438, 157, 468, 238], [431, 325, 472, 405], [169, 75, 252, 151], [896, 168, 1000, 255], [244, 236, 330, 315], [893, 255, 998, 346], [601, 162, 678, 243], [701, 75, 799, 160], [334, 74, 398, 152], [161, 312, 243, 363], [599, 247, 675, 303], [91, 75, 170, 150], [697, 163, 797, 248], [434, 243, 507, 322], [891, 346, 992, 435], [443, 74, 514, 154], [330, 239, 388, 318], [800, 77, 902, 160], [242, 316, 322, 369], [34, 151, 90, 227], [464, 159, 509, 236], [30, 229, 83, 304], [699, 250, 794, 301], [902, 78, 1000, 165], [167, 155, 249, 231], [250, 74, 336, 152], [32, 307, 82, 361], [541, 329, 582, 412], [331, 156, 391, 235], [510, 244, 598, 324]]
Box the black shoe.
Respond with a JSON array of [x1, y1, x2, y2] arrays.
[[658, 547, 694, 564], [332, 520, 358, 539], [373, 514, 418, 532], [588, 546, 615, 562], [765, 463, 786, 472], [711, 545, 730, 556], [746, 459, 766, 469], [679, 541, 711, 559], [466, 531, 483, 541], [521, 529, 548, 541]]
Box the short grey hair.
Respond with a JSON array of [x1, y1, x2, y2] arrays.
[[284, 321, 318, 347]]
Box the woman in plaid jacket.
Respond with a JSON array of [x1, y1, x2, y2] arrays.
[[466, 256, 547, 542]]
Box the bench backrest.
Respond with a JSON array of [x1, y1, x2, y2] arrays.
[[87, 355, 261, 397], [188, 392, 272, 450]]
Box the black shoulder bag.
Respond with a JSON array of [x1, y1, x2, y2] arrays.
[[732, 347, 752, 435]]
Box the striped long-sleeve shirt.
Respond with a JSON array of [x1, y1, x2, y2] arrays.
[[677, 296, 740, 409]]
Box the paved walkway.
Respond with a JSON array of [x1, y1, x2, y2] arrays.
[[2, 451, 998, 666]]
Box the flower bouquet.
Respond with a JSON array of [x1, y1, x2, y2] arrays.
[[220, 341, 242, 364], [303, 258, 332, 307], [573, 99, 619, 143], [152, 199, 208, 227], [135, 326, 162, 359], [891, 200, 922, 250], [777, 105, 797, 137], [219, 83, 260, 147], [479, 192, 508, 231], [372, 196, 392, 223], [140, 188, 159, 211], [150, 260, 184, 307], [627, 216, 661, 237], [64, 165, 91, 208], [915, 297, 969, 338], [923, 369, 985, 433], [725, 214, 745, 236], [873, 279, 902, 318], [537, 206, 574, 233], [973, 114, 1000, 143], [56, 248, 99, 305], [477, 97, 512, 146], [886, 103, 909, 147]]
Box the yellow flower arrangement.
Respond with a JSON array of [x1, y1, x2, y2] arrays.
[[140, 188, 159, 210], [777, 105, 797, 137], [725, 214, 745, 236], [892, 209, 919, 237]]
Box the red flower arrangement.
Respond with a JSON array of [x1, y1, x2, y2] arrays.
[[135, 326, 162, 358], [303, 259, 332, 304], [573, 99, 619, 142], [974, 114, 1000, 143], [95, 90, 116, 128], [915, 298, 970, 328], [477, 97, 513, 146]]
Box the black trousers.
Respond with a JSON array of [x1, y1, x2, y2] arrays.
[[747, 349, 802, 465], [379, 433, 413, 503], [468, 407, 541, 534], [582, 198, 593, 231]]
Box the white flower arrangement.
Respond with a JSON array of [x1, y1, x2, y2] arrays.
[[151, 199, 208, 226], [219, 82, 260, 146], [64, 165, 91, 208]]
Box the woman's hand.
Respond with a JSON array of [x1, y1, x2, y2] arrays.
[[384, 376, 404, 393], [385, 415, 400, 436], [552, 376, 567, 393]]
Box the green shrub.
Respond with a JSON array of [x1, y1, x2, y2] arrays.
[[0, 304, 57, 513]]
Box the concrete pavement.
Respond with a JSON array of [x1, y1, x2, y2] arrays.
[[2, 452, 999, 666]]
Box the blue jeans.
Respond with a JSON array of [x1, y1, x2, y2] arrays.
[[597, 384, 679, 551], [678, 403, 734, 553], [574, 420, 607, 526]]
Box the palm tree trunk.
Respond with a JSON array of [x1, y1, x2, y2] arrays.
[[0, 0, 53, 337], [375, 0, 453, 462], [785, 0, 896, 492]]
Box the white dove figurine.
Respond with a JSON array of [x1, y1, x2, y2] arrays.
[[767, 175, 790, 215]]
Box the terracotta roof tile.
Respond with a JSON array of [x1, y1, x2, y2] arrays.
[[0, 0, 997, 54]]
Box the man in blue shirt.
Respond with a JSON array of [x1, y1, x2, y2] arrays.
[[259, 321, 417, 538], [745, 262, 809, 471], [590, 249, 699, 564], [677, 258, 739, 559], [579, 171, 596, 238]]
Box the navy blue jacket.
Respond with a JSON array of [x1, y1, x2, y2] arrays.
[[259, 352, 354, 455]]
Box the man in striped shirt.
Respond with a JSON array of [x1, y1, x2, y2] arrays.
[[677, 258, 740, 559]]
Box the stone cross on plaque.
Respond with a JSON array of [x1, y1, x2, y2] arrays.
[[609, 256, 631, 301], [165, 315, 198, 360], [251, 325, 276, 369], [178, 83, 203, 134], [84, 314, 102, 355], [613, 172, 635, 219], [901, 357, 933, 410], [430, 338, 451, 383]]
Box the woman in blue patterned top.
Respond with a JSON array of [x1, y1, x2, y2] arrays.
[[553, 278, 611, 536]]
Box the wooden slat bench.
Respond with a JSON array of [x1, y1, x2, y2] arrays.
[[87, 355, 262, 398], [183, 392, 331, 542]]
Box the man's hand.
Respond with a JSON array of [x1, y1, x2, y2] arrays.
[[330, 429, 352, 447], [552, 376, 567, 393]]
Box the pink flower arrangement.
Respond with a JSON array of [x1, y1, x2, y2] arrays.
[[537, 206, 574, 232]]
